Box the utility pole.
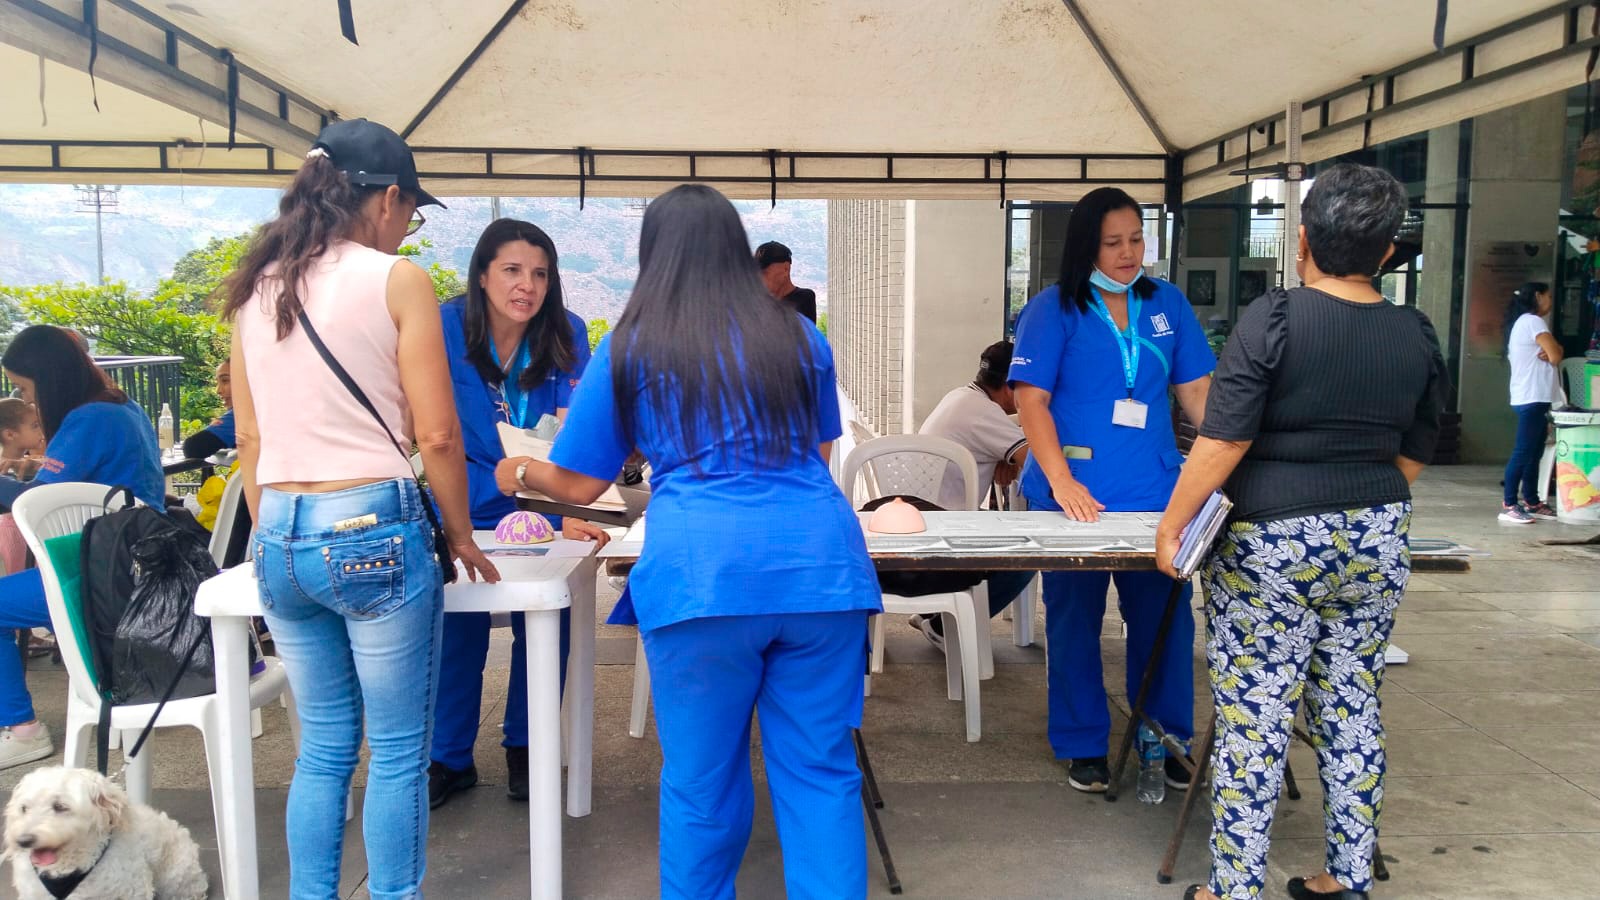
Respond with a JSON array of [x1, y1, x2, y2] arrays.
[[490, 196, 502, 221], [75, 185, 121, 282]]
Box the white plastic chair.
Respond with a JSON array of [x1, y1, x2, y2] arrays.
[[207, 467, 247, 568], [13, 482, 296, 891], [842, 435, 989, 742]]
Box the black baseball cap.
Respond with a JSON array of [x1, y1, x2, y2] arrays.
[[976, 340, 1014, 387], [755, 241, 793, 268], [311, 118, 444, 208]]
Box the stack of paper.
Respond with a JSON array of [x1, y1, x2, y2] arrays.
[[1173, 490, 1232, 580]]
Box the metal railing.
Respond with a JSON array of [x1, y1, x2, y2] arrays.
[[0, 355, 184, 445]]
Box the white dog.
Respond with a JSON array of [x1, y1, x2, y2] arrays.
[[4, 766, 207, 900]]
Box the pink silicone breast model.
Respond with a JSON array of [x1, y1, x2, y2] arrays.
[[495, 510, 556, 544], [868, 497, 926, 534]]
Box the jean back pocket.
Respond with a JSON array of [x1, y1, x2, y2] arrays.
[[324, 534, 407, 619]]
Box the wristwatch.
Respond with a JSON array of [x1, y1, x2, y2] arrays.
[[514, 460, 530, 489]]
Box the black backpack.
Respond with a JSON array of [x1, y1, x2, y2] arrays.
[[78, 487, 220, 771]]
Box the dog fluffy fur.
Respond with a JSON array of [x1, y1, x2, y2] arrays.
[[4, 766, 207, 900]]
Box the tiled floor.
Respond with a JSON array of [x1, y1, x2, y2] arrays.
[[3, 465, 1596, 898]]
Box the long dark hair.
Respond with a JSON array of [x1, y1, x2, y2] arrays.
[[1057, 187, 1157, 312], [1, 325, 127, 439], [612, 185, 816, 466], [220, 154, 389, 337], [463, 219, 577, 390], [1503, 281, 1549, 348]]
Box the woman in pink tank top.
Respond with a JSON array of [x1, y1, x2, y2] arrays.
[[221, 119, 497, 900]]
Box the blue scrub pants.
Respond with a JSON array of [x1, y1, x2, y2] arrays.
[[1042, 570, 1193, 760], [641, 611, 870, 900], [430, 608, 570, 771], [0, 568, 49, 725]]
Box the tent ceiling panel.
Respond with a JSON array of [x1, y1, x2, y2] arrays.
[[0, 43, 226, 143], [149, 0, 512, 132], [405, 0, 1164, 154]]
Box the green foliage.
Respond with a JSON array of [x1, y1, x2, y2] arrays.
[[816, 312, 828, 336], [164, 232, 253, 311], [587, 318, 611, 351], [397, 239, 465, 301]]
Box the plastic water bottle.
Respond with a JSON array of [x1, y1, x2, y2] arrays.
[[157, 403, 174, 450], [1136, 724, 1166, 804]]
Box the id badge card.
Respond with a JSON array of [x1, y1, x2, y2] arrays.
[[1112, 398, 1148, 429]]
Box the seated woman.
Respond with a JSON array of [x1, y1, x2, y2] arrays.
[[429, 218, 608, 808], [0, 325, 165, 770], [180, 360, 236, 460], [1158, 163, 1447, 900]]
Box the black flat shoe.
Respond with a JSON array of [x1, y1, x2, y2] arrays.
[[1286, 876, 1368, 900], [506, 745, 529, 801], [1182, 885, 1204, 900], [428, 761, 478, 810]]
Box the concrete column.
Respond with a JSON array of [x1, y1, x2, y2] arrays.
[[904, 200, 1008, 429], [1457, 93, 1565, 463]]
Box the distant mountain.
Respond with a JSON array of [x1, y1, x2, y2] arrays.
[[0, 185, 828, 324]]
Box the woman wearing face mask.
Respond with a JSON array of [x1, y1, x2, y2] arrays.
[[428, 218, 608, 809], [1009, 187, 1214, 793]]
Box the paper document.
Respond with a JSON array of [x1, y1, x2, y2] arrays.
[[1173, 490, 1232, 580], [497, 422, 629, 511]]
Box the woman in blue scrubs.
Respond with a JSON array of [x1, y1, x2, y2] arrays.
[[429, 218, 609, 808], [1009, 188, 1213, 794], [497, 185, 881, 899]]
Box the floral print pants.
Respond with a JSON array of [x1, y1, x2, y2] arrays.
[[1202, 503, 1411, 899]]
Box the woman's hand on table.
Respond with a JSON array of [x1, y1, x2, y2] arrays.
[[0, 456, 49, 480], [450, 536, 502, 584], [496, 456, 534, 495], [1048, 473, 1104, 522], [562, 518, 611, 548]]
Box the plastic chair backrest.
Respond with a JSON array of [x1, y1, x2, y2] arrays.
[[12, 483, 124, 710], [843, 420, 881, 496], [841, 435, 980, 511], [1560, 357, 1591, 409], [208, 471, 247, 567]]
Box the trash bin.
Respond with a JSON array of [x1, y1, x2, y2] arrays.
[[1552, 409, 1600, 524]]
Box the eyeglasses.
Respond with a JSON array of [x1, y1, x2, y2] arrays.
[[406, 209, 426, 236]]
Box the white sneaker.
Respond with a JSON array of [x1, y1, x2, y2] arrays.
[[0, 724, 53, 771], [1498, 503, 1534, 525], [907, 614, 945, 651]]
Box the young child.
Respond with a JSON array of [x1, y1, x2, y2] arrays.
[[0, 398, 46, 575]]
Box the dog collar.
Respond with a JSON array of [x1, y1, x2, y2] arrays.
[[37, 868, 89, 899]]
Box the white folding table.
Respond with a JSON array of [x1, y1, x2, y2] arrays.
[[194, 533, 597, 900]]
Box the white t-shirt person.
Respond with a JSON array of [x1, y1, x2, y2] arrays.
[[1507, 312, 1563, 406]]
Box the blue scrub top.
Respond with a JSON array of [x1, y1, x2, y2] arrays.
[[440, 296, 592, 529], [0, 400, 165, 511], [550, 326, 881, 633], [1008, 279, 1215, 512], [206, 409, 236, 447]]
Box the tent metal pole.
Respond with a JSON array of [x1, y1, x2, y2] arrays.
[[1283, 101, 1304, 289], [1057, 0, 1173, 153]]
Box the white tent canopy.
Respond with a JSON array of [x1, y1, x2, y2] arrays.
[[0, 0, 1592, 202]]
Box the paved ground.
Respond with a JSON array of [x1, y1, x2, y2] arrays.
[[3, 465, 1597, 898]]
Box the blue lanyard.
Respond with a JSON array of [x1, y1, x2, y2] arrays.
[[489, 340, 535, 429], [1089, 289, 1142, 397]]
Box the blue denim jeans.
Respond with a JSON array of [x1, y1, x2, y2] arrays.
[[254, 479, 444, 900], [1503, 402, 1551, 506]]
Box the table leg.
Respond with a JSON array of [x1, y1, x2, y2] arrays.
[[525, 609, 564, 900], [565, 557, 595, 818], [211, 614, 259, 900]]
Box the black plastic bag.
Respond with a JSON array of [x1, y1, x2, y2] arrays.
[[109, 526, 219, 705]]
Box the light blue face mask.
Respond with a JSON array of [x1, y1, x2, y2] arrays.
[[1089, 266, 1143, 294]]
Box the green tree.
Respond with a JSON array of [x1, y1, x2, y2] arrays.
[[587, 318, 611, 351], [398, 239, 465, 301], [165, 232, 254, 311]]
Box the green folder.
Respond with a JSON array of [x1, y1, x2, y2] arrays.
[[41, 532, 95, 685]]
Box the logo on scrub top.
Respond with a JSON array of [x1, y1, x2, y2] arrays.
[[1012, 356, 1032, 367], [1149, 313, 1173, 337]]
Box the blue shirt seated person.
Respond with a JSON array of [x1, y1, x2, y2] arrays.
[[180, 360, 236, 460], [0, 325, 164, 771]]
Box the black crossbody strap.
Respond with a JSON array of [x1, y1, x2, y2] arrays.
[[296, 311, 410, 464]]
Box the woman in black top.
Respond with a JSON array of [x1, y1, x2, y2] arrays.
[[1156, 164, 1446, 900]]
